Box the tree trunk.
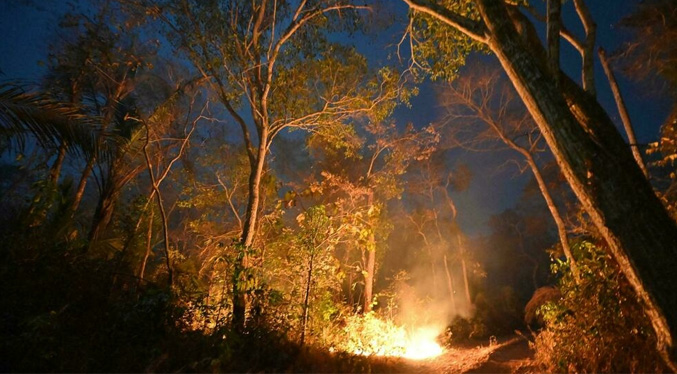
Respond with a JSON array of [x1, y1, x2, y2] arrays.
[[143, 121, 173, 288], [29, 141, 69, 227], [546, 0, 561, 79], [67, 157, 95, 218], [572, 0, 596, 96], [523, 152, 579, 282], [363, 191, 376, 314], [48, 141, 68, 185], [139, 207, 154, 283], [233, 129, 269, 328], [458, 238, 472, 309], [300, 253, 315, 346], [443, 254, 458, 316], [88, 184, 119, 244], [477, 0, 677, 366], [598, 47, 649, 177]]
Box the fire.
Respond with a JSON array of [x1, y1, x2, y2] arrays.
[[400, 327, 444, 360], [340, 314, 444, 360]]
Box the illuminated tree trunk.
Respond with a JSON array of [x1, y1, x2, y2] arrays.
[[443, 254, 458, 315], [523, 153, 579, 281], [572, 0, 596, 95], [598, 47, 648, 177], [233, 131, 269, 328], [475, 0, 677, 366], [363, 191, 376, 314], [457, 235, 472, 309]]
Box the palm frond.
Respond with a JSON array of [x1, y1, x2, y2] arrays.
[[0, 82, 104, 158]]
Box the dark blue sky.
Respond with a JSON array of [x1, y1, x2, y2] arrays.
[[0, 0, 668, 236]]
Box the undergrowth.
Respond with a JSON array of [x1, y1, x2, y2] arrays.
[[533, 240, 666, 373]]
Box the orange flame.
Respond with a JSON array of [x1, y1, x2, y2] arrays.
[[342, 315, 444, 360]]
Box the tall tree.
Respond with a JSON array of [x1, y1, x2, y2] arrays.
[[403, 0, 677, 367], [309, 120, 438, 313], [440, 65, 580, 282], [149, 0, 399, 327]]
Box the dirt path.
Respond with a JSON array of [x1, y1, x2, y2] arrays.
[[466, 337, 535, 374], [367, 336, 535, 373]]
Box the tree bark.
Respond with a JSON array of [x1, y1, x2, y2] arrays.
[[476, 0, 677, 366]]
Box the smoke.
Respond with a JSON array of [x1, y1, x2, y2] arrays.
[[390, 254, 474, 334]]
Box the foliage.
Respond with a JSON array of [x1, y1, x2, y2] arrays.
[[533, 240, 665, 373], [0, 82, 102, 157], [407, 0, 487, 81], [647, 114, 677, 220]]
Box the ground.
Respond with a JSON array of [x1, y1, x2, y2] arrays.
[[365, 336, 536, 373]]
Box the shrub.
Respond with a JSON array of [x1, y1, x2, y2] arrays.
[[533, 240, 665, 372]]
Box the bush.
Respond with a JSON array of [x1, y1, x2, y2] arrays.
[[533, 240, 665, 372]]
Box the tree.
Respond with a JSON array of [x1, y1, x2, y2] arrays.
[[148, 0, 401, 327], [404, 153, 476, 316], [440, 64, 580, 282], [403, 0, 677, 366], [308, 120, 438, 313], [285, 205, 343, 345]]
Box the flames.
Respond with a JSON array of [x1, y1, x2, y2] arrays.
[[399, 327, 445, 360], [339, 314, 444, 360]]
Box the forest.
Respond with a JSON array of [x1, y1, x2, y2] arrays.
[[1, 0, 676, 372]]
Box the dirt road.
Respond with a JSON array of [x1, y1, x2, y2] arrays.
[[367, 336, 535, 373]]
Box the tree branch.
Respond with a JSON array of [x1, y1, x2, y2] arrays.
[[402, 0, 489, 44]]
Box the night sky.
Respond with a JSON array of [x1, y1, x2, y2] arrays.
[[0, 0, 669, 236]]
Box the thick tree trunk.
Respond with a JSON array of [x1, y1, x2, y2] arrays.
[[477, 0, 677, 366]]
